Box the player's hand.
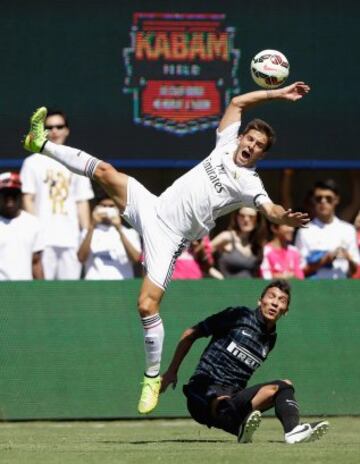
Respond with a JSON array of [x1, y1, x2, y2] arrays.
[[282, 209, 310, 228], [280, 81, 310, 101], [160, 371, 178, 393]]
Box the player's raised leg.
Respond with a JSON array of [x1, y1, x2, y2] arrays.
[[23, 107, 128, 211], [137, 276, 165, 414]]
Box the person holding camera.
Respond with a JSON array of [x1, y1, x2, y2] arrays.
[[78, 197, 142, 280], [295, 180, 359, 279]]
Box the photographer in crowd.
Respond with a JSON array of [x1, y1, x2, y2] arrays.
[[78, 196, 142, 280]]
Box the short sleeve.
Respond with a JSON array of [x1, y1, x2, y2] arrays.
[[216, 122, 241, 148], [73, 176, 94, 202], [20, 157, 37, 194], [196, 306, 244, 337], [243, 174, 272, 209]]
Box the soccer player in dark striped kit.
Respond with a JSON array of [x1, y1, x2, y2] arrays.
[[161, 280, 329, 444]]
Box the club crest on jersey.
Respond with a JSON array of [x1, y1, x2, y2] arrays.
[[123, 12, 241, 135], [226, 341, 262, 369]]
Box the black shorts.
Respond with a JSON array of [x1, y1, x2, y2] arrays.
[[183, 375, 280, 436]]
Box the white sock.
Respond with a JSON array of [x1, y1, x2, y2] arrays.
[[42, 140, 101, 178], [141, 314, 164, 377]]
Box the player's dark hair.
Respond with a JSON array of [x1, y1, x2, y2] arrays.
[[241, 118, 276, 151], [260, 279, 291, 309], [312, 179, 339, 196], [46, 109, 69, 128]]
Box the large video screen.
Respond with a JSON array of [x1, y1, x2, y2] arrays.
[[1, 0, 358, 166]]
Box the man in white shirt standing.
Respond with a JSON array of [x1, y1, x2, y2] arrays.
[[0, 172, 44, 280], [20, 110, 94, 280], [23, 81, 310, 414], [295, 179, 359, 278]]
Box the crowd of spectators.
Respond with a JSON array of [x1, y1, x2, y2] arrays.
[[1, 171, 359, 282], [1, 112, 359, 282]]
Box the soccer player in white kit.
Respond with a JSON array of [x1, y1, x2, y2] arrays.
[[23, 81, 310, 414]]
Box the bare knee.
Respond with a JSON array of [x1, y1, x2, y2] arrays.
[[93, 162, 128, 210], [93, 162, 117, 183], [138, 292, 161, 318], [251, 384, 278, 410], [261, 384, 279, 400]]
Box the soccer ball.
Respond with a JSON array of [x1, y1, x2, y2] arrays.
[[250, 50, 290, 89]]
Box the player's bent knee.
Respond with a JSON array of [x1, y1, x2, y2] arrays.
[[273, 380, 295, 394], [260, 384, 279, 400], [137, 293, 161, 318], [282, 379, 293, 386]]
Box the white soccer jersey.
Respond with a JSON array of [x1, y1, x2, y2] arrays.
[[0, 211, 45, 280], [156, 122, 271, 240], [295, 216, 360, 279], [20, 154, 94, 248]]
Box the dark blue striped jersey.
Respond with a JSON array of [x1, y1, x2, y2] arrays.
[[191, 306, 277, 389]]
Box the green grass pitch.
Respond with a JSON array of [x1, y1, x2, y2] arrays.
[[0, 417, 359, 464]]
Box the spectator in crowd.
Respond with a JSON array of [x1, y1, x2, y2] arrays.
[[78, 196, 141, 280], [211, 207, 266, 278], [351, 210, 360, 278], [20, 109, 94, 280], [260, 223, 304, 279], [295, 180, 360, 279], [172, 236, 222, 280], [0, 172, 44, 280], [280, 169, 360, 222]]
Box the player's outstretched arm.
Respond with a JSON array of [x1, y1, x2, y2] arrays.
[[219, 81, 310, 131], [259, 202, 310, 228], [160, 327, 202, 393]]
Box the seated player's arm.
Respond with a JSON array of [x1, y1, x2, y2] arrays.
[[219, 82, 310, 132], [160, 326, 203, 393], [259, 202, 310, 228]]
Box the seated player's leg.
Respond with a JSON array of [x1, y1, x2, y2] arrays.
[[211, 383, 269, 440], [306, 421, 330, 442], [212, 380, 294, 442], [23, 107, 129, 212], [237, 410, 262, 444], [245, 379, 330, 444], [137, 276, 165, 414]]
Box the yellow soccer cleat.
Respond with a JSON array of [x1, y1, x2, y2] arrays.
[[137, 375, 161, 414], [23, 107, 48, 153]]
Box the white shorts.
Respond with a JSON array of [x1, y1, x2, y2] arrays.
[[122, 177, 188, 290]]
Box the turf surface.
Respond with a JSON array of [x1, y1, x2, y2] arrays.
[[0, 417, 359, 464]]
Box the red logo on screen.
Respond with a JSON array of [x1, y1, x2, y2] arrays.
[[123, 12, 240, 135]]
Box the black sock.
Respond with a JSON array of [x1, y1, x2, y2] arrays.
[[274, 385, 300, 433]]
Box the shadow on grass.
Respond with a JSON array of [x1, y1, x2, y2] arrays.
[[101, 439, 230, 444]]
